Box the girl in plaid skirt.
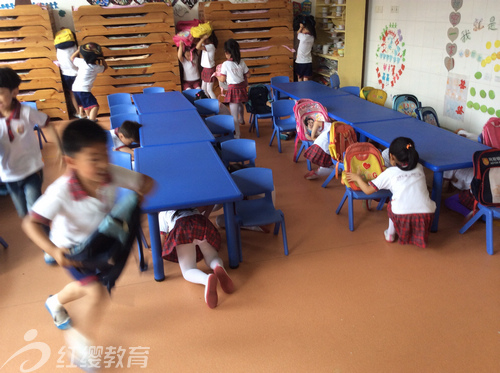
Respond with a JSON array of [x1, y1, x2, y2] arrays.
[[159, 208, 234, 309], [196, 32, 218, 99], [346, 137, 436, 248], [303, 120, 334, 180], [216, 39, 250, 139]]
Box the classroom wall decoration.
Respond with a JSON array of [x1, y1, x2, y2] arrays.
[[444, 73, 468, 122], [374, 23, 406, 89]]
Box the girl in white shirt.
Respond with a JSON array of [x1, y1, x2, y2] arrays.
[[217, 39, 250, 139], [196, 32, 218, 99], [295, 17, 316, 81], [178, 40, 201, 91], [346, 137, 436, 248]]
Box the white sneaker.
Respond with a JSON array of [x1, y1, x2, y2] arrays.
[[45, 295, 71, 329], [44, 252, 57, 265], [384, 230, 396, 243]]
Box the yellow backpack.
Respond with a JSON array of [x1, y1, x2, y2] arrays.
[[190, 22, 212, 39], [341, 142, 386, 190], [54, 28, 76, 49]]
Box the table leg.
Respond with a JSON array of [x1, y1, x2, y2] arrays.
[[147, 212, 165, 281], [430, 171, 443, 232], [223, 202, 239, 269]]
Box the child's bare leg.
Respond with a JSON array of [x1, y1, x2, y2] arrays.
[[177, 243, 218, 308], [88, 106, 99, 121], [74, 281, 108, 340], [77, 106, 85, 118], [197, 239, 234, 294]]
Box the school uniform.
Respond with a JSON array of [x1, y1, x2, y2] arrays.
[[303, 122, 333, 167], [159, 209, 221, 263], [181, 54, 201, 90], [369, 164, 436, 248], [109, 128, 126, 151], [0, 100, 49, 216], [295, 33, 314, 77], [57, 46, 78, 92], [72, 57, 105, 110], [200, 43, 216, 83], [220, 59, 249, 103]]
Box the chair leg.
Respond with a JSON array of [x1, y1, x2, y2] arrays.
[[37, 129, 43, 150], [139, 227, 149, 249], [279, 212, 289, 255], [306, 159, 312, 171], [136, 236, 147, 272], [255, 118, 260, 138], [347, 190, 355, 231], [277, 129, 282, 153], [485, 209, 494, 255], [0, 236, 7, 249], [237, 224, 243, 263], [322, 169, 336, 188], [269, 128, 277, 147], [40, 127, 48, 143], [459, 210, 484, 234], [376, 198, 388, 210]]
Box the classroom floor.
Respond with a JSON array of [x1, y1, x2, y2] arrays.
[[0, 114, 499, 373]]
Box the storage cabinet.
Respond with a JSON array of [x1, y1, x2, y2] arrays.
[[313, 0, 366, 87], [72, 3, 180, 114], [0, 5, 69, 120]]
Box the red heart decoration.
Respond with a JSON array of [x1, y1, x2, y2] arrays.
[[363, 162, 370, 169]]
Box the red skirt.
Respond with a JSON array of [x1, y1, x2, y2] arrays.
[[304, 144, 333, 167], [201, 67, 216, 83], [162, 214, 221, 263], [387, 202, 434, 248], [224, 81, 248, 103], [458, 190, 475, 210], [182, 79, 201, 91]]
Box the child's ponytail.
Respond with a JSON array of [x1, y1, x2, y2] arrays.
[[224, 39, 241, 64], [388, 136, 419, 171]]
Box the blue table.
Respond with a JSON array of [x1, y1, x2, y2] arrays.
[[353, 118, 490, 231], [138, 111, 215, 146], [271, 80, 352, 101], [135, 142, 243, 281], [318, 94, 412, 124], [133, 91, 195, 114]]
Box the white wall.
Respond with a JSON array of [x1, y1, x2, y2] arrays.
[[364, 0, 500, 134]]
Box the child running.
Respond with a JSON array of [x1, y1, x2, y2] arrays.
[[178, 40, 201, 91], [216, 38, 250, 139], [196, 32, 218, 99], [345, 137, 436, 248], [22, 119, 154, 366], [295, 17, 316, 82], [71, 42, 107, 122], [159, 208, 234, 309]]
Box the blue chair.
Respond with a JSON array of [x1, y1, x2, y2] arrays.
[[269, 100, 296, 153], [270, 76, 290, 100], [143, 87, 165, 94], [392, 94, 421, 117], [107, 93, 132, 108], [294, 138, 313, 171], [0, 236, 7, 249], [194, 98, 219, 117], [109, 150, 149, 271], [339, 86, 361, 96], [231, 167, 288, 261], [248, 85, 273, 138], [22, 102, 47, 149], [415, 106, 440, 127], [110, 113, 140, 130], [109, 104, 137, 117], [460, 203, 500, 255], [336, 187, 392, 231], [321, 161, 344, 188], [220, 139, 256, 169], [182, 88, 202, 104], [330, 73, 340, 89], [205, 115, 234, 143]]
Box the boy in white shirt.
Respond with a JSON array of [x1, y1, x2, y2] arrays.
[[22, 119, 154, 365]]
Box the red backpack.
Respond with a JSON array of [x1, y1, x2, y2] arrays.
[[470, 149, 500, 207], [327, 121, 357, 179], [480, 117, 500, 148], [293, 99, 329, 162]]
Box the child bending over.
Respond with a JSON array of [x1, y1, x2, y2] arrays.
[[159, 208, 234, 309], [346, 137, 436, 248], [303, 116, 325, 141], [110, 120, 141, 160], [22, 119, 154, 366]]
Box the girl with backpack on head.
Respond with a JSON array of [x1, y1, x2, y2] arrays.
[[178, 40, 201, 91], [216, 39, 250, 139], [295, 16, 316, 82], [346, 137, 436, 248], [196, 32, 218, 99]]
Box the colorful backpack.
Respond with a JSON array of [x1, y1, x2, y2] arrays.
[[341, 142, 386, 191], [470, 149, 500, 207], [293, 99, 329, 162], [480, 117, 500, 149], [190, 22, 212, 39], [173, 19, 200, 47], [54, 28, 76, 49]]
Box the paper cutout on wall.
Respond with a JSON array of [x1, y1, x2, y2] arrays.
[[451, 0, 463, 11], [374, 24, 406, 89], [449, 12, 461, 27], [448, 27, 459, 42], [445, 1, 461, 72], [444, 73, 468, 122], [444, 57, 455, 71], [446, 43, 457, 57]]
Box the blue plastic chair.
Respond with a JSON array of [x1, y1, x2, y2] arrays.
[[220, 139, 256, 168], [415, 106, 440, 127], [392, 94, 421, 117], [460, 203, 500, 255], [204, 115, 234, 143], [339, 86, 361, 96], [294, 138, 313, 171], [248, 85, 273, 138], [194, 98, 219, 117], [109, 150, 149, 271], [182, 88, 202, 104], [321, 160, 344, 188], [143, 87, 165, 94], [22, 102, 47, 149], [0, 236, 7, 249], [109, 104, 137, 117], [107, 93, 132, 108], [330, 73, 340, 89], [110, 112, 140, 130], [270, 76, 290, 100], [269, 100, 296, 153], [336, 187, 392, 231], [231, 167, 288, 261]]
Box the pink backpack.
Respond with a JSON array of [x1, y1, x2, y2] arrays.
[[293, 99, 329, 161], [481, 117, 500, 148], [173, 19, 200, 47]]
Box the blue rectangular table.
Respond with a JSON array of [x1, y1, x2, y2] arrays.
[[135, 142, 243, 281], [138, 111, 214, 146], [271, 80, 352, 101], [353, 118, 490, 231], [133, 91, 195, 114]]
